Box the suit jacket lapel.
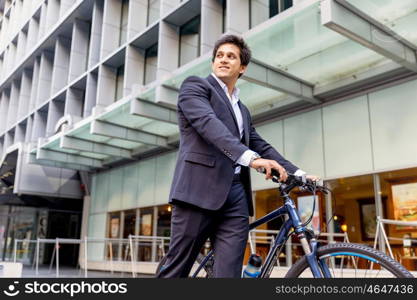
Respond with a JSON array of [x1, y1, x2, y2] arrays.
[[207, 75, 239, 133], [239, 101, 250, 146]]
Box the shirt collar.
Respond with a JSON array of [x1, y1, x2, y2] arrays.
[[211, 73, 240, 102]]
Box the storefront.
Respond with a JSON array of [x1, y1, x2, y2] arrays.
[[252, 167, 417, 270], [0, 202, 82, 266]]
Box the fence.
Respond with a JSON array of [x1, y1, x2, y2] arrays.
[[12, 236, 169, 277], [11, 230, 351, 277], [14, 238, 86, 277], [127, 235, 170, 277], [374, 217, 417, 261]]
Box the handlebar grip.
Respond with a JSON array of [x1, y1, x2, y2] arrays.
[[256, 167, 286, 182], [256, 167, 280, 178]]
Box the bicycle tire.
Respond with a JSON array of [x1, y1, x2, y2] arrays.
[[155, 253, 214, 277], [285, 242, 414, 278]]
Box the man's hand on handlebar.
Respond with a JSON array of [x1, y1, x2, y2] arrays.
[[249, 158, 288, 182], [306, 174, 321, 182]]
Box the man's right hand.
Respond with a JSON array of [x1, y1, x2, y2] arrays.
[[249, 158, 288, 182]]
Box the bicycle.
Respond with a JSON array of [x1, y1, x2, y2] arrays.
[[157, 172, 414, 278]]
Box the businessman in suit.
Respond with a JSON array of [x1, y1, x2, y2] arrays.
[[156, 34, 319, 278]]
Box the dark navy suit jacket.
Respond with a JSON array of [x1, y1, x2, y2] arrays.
[[169, 75, 299, 216]]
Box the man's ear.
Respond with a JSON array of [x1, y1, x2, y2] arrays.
[[239, 65, 247, 75]]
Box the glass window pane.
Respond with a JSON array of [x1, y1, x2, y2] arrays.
[[144, 43, 158, 85], [179, 16, 200, 67], [122, 209, 137, 261], [250, 0, 293, 29], [107, 212, 121, 260], [138, 207, 154, 261], [147, 0, 160, 25], [379, 166, 417, 269], [325, 174, 375, 244], [157, 205, 171, 237], [157, 205, 171, 260], [115, 65, 125, 101], [123, 210, 137, 238], [119, 0, 129, 46]]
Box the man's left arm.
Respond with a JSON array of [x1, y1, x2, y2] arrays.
[[241, 104, 306, 176], [247, 123, 300, 175]]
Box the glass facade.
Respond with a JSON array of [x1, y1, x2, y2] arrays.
[[104, 205, 171, 262], [0, 205, 81, 265], [252, 167, 417, 270]]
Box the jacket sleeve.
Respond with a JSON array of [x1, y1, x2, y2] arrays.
[[246, 108, 299, 174], [178, 76, 249, 162]]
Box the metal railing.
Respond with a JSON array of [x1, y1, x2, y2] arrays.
[[12, 236, 172, 277], [11, 231, 352, 277], [374, 217, 417, 260], [128, 235, 170, 278]]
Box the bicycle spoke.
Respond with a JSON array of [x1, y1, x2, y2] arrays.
[[285, 243, 413, 278]]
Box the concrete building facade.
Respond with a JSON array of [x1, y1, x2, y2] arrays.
[[1, 0, 417, 271]]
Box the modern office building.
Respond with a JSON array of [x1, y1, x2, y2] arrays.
[[0, 0, 416, 272]]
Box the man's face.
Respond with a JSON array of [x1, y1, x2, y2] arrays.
[[212, 43, 247, 82]]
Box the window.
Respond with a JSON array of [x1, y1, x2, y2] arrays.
[[119, 0, 129, 46], [157, 205, 171, 237], [178, 16, 200, 67], [114, 64, 124, 101], [222, 0, 226, 33], [107, 212, 121, 260], [270, 0, 293, 18], [121, 209, 136, 260], [138, 207, 154, 261], [143, 43, 157, 85], [250, 0, 293, 28], [147, 0, 160, 26]]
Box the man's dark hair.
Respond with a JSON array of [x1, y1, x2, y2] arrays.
[[212, 34, 252, 66]]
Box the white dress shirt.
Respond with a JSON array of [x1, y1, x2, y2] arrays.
[[211, 73, 255, 174], [211, 73, 306, 177]]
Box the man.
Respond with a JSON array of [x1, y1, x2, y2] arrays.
[[157, 35, 319, 278]]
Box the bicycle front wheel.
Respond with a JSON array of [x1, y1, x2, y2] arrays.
[[285, 243, 413, 278]]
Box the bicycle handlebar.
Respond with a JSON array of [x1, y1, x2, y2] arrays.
[[257, 168, 329, 194]]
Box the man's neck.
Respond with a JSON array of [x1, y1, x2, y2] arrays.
[[224, 79, 237, 97], [212, 73, 238, 97]]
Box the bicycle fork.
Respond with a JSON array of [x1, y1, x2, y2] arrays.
[[285, 199, 328, 278]]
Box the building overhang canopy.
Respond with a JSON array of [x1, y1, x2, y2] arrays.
[[30, 86, 179, 171], [29, 0, 417, 171]]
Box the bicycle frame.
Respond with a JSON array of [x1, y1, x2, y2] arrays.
[[191, 187, 327, 278]]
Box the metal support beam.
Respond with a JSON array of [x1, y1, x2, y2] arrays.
[[325, 185, 334, 244], [242, 58, 321, 104], [90, 120, 169, 148], [35, 148, 103, 168], [60, 136, 132, 159], [321, 0, 417, 72], [130, 98, 178, 124], [373, 173, 385, 253], [29, 153, 95, 172]]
